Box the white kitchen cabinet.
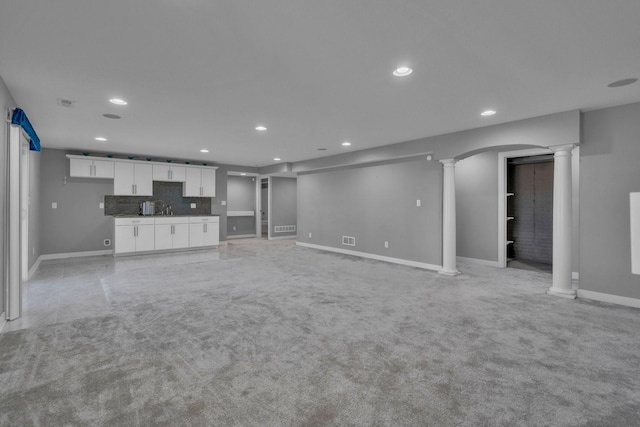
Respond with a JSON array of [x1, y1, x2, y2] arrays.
[[152, 164, 186, 182], [114, 161, 153, 196], [114, 218, 155, 254], [184, 166, 217, 197], [69, 157, 114, 178], [155, 217, 190, 250], [189, 216, 220, 247]]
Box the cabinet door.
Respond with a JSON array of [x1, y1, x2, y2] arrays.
[[115, 226, 136, 254], [169, 166, 186, 182], [201, 168, 216, 197], [93, 160, 115, 178], [153, 164, 171, 181], [155, 224, 173, 250], [189, 223, 205, 247], [135, 225, 155, 252], [69, 158, 93, 177], [134, 163, 153, 196], [184, 168, 202, 197], [203, 222, 219, 246], [173, 223, 190, 249], [114, 162, 135, 195]]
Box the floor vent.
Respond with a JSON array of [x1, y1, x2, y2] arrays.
[[274, 225, 296, 233], [342, 236, 356, 246]]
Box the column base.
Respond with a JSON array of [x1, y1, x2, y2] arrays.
[[547, 287, 577, 299], [438, 269, 460, 276]]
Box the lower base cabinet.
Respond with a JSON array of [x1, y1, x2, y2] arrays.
[[189, 216, 220, 247], [114, 216, 219, 255]]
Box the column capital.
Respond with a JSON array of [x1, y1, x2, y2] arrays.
[[548, 144, 576, 154], [440, 158, 457, 166]]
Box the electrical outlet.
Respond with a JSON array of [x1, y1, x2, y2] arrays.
[[232, 226, 236, 231], [384, 241, 389, 248], [416, 199, 421, 207], [104, 239, 111, 246], [99, 202, 104, 209], [52, 202, 57, 209], [309, 232, 312, 238], [190, 203, 196, 209], [221, 200, 227, 206]]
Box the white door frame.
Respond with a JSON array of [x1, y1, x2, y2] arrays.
[[20, 131, 29, 282], [497, 147, 552, 268], [7, 124, 24, 320]]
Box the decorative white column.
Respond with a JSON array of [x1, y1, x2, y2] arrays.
[[547, 144, 576, 299], [440, 159, 459, 275]]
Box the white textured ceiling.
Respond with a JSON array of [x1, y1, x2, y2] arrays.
[[1, 1, 639, 167]]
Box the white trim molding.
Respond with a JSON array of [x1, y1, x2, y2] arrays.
[[28, 256, 43, 280], [297, 242, 442, 272], [40, 249, 114, 261], [268, 235, 297, 241], [457, 256, 502, 268], [227, 234, 259, 240], [577, 290, 640, 309]]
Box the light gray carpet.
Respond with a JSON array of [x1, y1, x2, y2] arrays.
[[1, 239, 639, 426]]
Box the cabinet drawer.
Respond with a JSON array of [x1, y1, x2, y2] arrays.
[[155, 217, 190, 225], [189, 216, 219, 224], [114, 217, 155, 226]]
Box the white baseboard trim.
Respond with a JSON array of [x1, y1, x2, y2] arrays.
[[28, 256, 43, 280], [227, 234, 259, 240], [297, 242, 442, 272], [456, 256, 502, 268], [0, 315, 6, 334], [572, 272, 579, 280], [577, 289, 640, 309], [268, 235, 297, 241], [40, 249, 114, 261]]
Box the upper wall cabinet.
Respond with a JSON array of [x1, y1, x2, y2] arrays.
[[184, 166, 217, 197], [68, 156, 114, 178], [152, 164, 186, 182], [114, 161, 153, 196]]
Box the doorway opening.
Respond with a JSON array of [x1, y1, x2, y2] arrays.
[[506, 154, 553, 273], [260, 178, 269, 238], [226, 172, 259, 239]]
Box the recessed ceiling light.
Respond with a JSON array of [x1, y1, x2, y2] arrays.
[[274, 157, 281, 161], [94, 137, 107, 142], [103, 113, 121, 119], [341, 141, 352, 146], [109, 98, 128, 106], [393, 66, 413, 77], [608, 78, 638, 88], [256, 125, 267, 131], [481, 110, 497, 116], [200, 149, 209, 153]]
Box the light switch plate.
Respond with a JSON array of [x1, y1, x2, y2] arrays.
[[99, 202, 104, 209], [221, 200, 227, 206], [52, 202, 57, 209], [190, 203, 196, 209], [416, 199, 421, 207]]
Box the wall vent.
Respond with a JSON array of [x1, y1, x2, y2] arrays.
[[274, 225, 296, 233], [342, 236, 356, 246]]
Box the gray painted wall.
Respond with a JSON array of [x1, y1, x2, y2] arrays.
[[580, 102, 640, 300], [298, 158, 442, 265], [455, 152, 499, 262], [227, 175, 256, 236], [271, 177, 297, 237], [1, 74, 17, 317], [28, 150, 41, 268], [40, 148, 114, 254]]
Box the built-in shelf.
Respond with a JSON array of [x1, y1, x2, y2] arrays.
[[227, 210, 255, 217]]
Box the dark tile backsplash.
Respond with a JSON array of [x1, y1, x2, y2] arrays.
[[105, 181, 212, 216]]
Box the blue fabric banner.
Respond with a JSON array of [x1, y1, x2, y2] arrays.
[[11, 108, 41, 151]]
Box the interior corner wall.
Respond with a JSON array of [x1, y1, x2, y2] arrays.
[[270, 177, 297, 237], [455, 151, 499, 262], [297, 158, 442, 265], [39, 148, 114, 255], [580, 102, 640, 300], [227, 175, 256, 236], [28, 150, 41, 268]]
